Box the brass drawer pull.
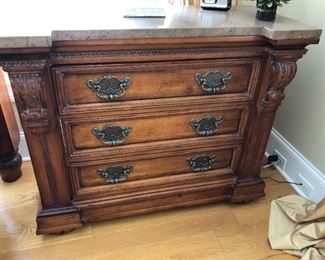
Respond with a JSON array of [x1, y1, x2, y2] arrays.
[[195, 70, 232, 94], [86, 75, 131, 101], [97, 164, 133, 184], [187, 154, 217, 172], [190, 115, 224, 136], [92, 124, 132, 146]]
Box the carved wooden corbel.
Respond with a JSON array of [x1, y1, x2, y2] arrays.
[[263, 59, 297, 107], [1, 59, 50, 129], [9, 73, 49, 128], [262, 48, 307, 109]]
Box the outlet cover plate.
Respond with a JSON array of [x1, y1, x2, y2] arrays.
[[273, 149, 287, 170]]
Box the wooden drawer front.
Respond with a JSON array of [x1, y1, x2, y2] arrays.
[[74, 146, 239, 188], [54, 59, 260, 112], [65, 106, 248, 153]]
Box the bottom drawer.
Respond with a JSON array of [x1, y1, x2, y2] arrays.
[[79, 184, 234, 223], [71, 145, 241, 190]]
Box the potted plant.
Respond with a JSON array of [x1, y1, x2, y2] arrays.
[[252, 0, 291, 21]]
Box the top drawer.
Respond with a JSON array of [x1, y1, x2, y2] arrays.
[[53, 59, 261, 113]]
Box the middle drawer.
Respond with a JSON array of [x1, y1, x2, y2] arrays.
[[62, 105, 249, 157]]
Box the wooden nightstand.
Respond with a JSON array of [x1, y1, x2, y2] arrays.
[[0, 6, 321, 234]]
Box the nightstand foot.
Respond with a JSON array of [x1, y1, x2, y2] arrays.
[[0, 153, 22, 183], [36, 206, 83, 235], [231, 178, 265, 203]]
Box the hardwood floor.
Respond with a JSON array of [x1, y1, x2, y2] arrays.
[[0, 162, 297, 260]]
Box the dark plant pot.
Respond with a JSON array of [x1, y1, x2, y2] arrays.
[[256, 7, 277, 21]]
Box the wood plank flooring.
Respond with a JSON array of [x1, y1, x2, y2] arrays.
[[0, 162, 298, 260]]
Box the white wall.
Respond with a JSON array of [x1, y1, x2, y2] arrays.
[[275, 0, 325, 174], [241, 0, 325, 174]]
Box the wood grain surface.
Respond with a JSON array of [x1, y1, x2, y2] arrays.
[[69, 107, 245, 150], [54, 59, 259, 108]]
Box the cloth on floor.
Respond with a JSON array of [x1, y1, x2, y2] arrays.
[[268, 195, 325, 260]]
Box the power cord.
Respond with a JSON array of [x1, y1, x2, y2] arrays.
[[262, 154, 303, 186]]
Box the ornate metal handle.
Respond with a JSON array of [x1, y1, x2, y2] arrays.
[[86, 75, 131, 101], [195, 70, 232, 94], [187, 154, 217, 172], [97, 164, 133, 184], [190, 115, 224, 136], [92, 124, 132, 146]]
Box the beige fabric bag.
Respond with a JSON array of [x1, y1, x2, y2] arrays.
[[268, 195, 325, 260]]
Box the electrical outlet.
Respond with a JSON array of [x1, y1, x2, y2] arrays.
[[273, 149, 287, 170]]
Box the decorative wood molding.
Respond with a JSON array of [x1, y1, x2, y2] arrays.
[[9, 73, 49, 127], [36, 205, 82, 235], [262, 48, 307, 108], [1, 58, 73, 212], [1, 59, 47, 71], [230, 177, 265, 203], [262, 60, 297, 107], [1, 58, 49, 128], [37, 133, 60, 204], [50, 46, 266, 60]]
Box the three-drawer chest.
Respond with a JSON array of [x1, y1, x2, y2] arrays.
[[0, 6, 321, 234]]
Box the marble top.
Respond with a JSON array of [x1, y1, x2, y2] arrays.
[[0, 4, 321, 49]]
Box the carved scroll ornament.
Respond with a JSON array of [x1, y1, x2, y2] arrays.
[[9, 73, 48, 126], [263, 60, 297, 107]]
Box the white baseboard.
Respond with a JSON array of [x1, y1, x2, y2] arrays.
[[8, 88, 30, 162], [19, 132, 30, 161], [266, 128, 325, 203]]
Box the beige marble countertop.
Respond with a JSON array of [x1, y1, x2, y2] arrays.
[[0, 3, 321, 49]]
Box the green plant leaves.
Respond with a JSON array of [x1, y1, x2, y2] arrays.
[[252, 0, 291, 9]]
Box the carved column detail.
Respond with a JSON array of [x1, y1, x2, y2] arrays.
[[231, 48, 306, 203], [6, 67, 60, 207], [262, 60, 297, 108], [9, 73, 49, 127], [1, 58, 73, 211]]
